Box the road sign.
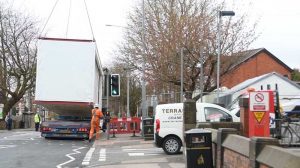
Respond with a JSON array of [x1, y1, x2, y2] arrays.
[[249, 92, 269, 111], [248, 91, 274, 138], [253, 111, 265, 123]]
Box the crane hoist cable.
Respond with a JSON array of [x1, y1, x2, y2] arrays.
[[40, 0, 96, 41], [66, 0, 72, 38], [40, 0, 59, 36], [83, 0, 95, 41], [84, 0, 102, 66]]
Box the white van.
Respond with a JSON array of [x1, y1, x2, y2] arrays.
[[154, 103, 239, 155]]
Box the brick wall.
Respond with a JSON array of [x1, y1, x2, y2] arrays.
[[0, 120, 6, 129], [259, 164, 271, 168], [223, 148, 250, 168], [212, 142, 217, 167], [207, 128, 300, 168], [222, 52, 292, 88]]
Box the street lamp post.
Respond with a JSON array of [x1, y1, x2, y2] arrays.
[[127, 71, 130, 117], [105, 24, 128, 116], [105, 0, 147, 117], [103, 68, 110, 140], [141, 0, 147, 118], [103, 68, 110, 111], [200, 49, 205, 103], [180, 48, 184, 103], [105, 24, 126, 29], [217, 10, 235, 103], [123, 67, 132, 118]]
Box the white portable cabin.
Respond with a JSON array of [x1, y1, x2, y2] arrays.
[[35, 38, 103, 116]]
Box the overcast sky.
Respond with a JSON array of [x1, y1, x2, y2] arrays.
[[3, 0, 300, 69]]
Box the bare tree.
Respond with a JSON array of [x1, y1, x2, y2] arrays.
[[117, 0, 258, 100], [0, 5, 38, 116]]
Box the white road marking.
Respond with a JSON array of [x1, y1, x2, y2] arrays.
[[145, 153, 161, 156], [0, 132, 41, 141], [82, 147, 95, 166], [128, 153, 144, 156], [56, 146, 86, 168], [128, 152, 160, 156], [124, 148, 163, 157], [99, 148, 106, 161], [123, 148, 161, 151], [0, 145, 17, 149]]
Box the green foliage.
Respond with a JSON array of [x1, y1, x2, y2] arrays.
[[291, 69, 300, 81]]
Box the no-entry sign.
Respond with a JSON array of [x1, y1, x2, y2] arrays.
[[249, 92, 270, 111]]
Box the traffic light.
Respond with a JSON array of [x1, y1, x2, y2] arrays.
[[110, 74, 120, 96]]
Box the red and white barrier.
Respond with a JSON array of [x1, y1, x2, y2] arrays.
[[109, 117, 141, 134]]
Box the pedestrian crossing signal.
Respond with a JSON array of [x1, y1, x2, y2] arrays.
[[111, 74, 120, 96]]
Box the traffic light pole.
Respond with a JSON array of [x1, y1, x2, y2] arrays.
[[126, 70, 130, 117], [105, 69, 110, 140], [106, 71, 109, 112], [107, 73, 110, 139], [141, 0, 147, 119]]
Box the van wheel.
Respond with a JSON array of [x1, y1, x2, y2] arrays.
[[162, 136, 181, 155]]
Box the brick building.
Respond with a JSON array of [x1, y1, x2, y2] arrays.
[[221, 48, 293, 89]]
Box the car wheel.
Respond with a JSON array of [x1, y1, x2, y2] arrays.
[[162, 136, 181, 155]]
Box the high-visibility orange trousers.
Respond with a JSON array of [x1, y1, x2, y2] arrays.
[[89, 120, 100, 140]]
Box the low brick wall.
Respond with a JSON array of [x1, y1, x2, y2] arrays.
[[0, 120, 6, 130], [206, 128, 300, 168], [257, 145, 300, 168], [224, 149, 250, 168], [0, 115, 34, 130], [197, 122, 242, 134], [223, 135, 250, 168], [0, 119, 21, 129]]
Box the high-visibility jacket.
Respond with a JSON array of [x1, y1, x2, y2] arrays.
[[91, 109, 103, 122], [34, 114, 41, 123]]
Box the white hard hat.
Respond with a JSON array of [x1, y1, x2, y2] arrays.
[[94, 104, 99, 108]]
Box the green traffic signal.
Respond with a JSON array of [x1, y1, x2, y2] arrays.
[[111, 74, 120, 96]]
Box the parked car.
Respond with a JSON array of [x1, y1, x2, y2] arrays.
[[282, 100, 300, 118]]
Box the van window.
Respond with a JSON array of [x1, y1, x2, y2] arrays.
[[204, 107, 230, 122]]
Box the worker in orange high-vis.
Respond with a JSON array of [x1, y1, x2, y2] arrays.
[[89, 104, 103, 142]]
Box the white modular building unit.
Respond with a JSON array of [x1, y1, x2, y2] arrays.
[[35, 38, 103, 116]]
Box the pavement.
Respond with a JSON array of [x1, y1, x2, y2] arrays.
[[88, 132, 185, 168]]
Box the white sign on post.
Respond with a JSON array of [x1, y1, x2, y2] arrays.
[[249, 92, 269, 111]]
